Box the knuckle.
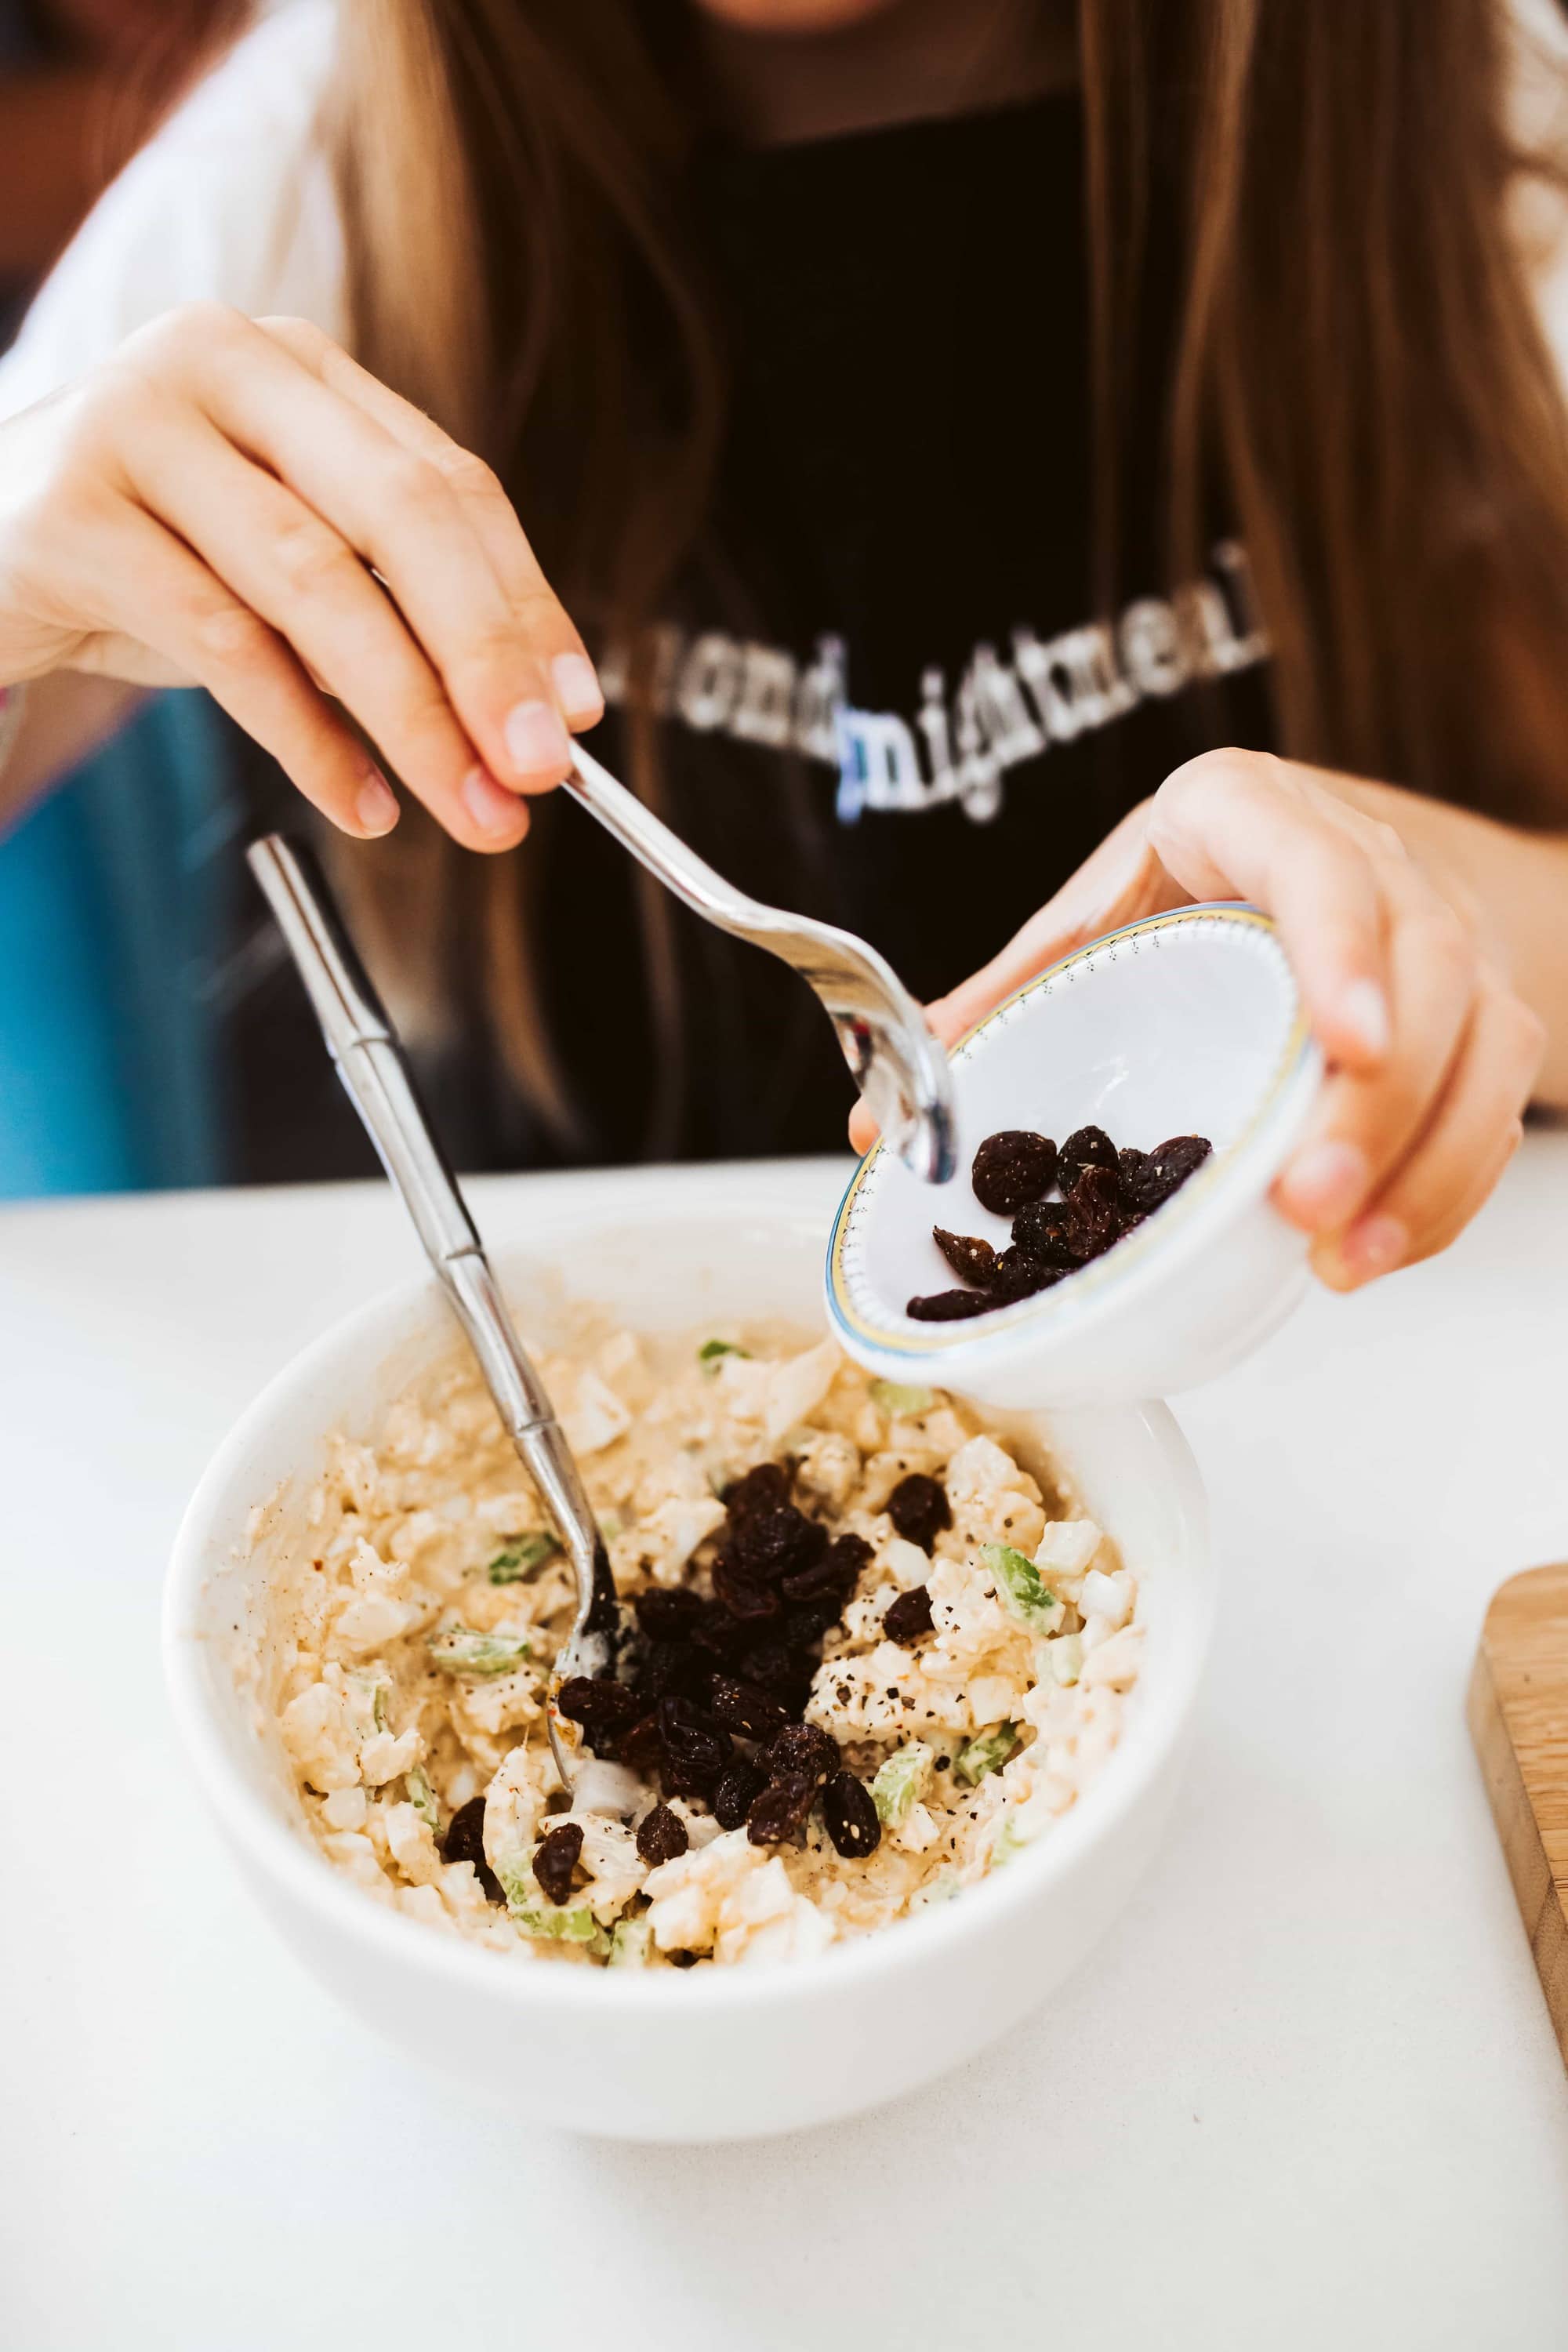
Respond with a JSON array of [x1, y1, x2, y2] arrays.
[[129, 299, 249, 372], [430, 443, 506, 504], [268, 514, 357, 597], [1404, 899, 1475, 984], [188, 599, 274, 670], [379, 447, 450, 517], [257, 313, 329, 356]]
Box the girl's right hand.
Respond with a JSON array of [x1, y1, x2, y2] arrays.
[[0, 304, 602, 849]]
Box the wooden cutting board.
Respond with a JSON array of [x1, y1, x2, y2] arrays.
[[1468, 1563, 1568, 2071]]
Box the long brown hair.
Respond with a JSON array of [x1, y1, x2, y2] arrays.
[[326, 0, 1568, 1149]]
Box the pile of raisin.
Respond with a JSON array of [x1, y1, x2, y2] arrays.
[[907, 1125, 1212, 1321], [554, 1460, 884, 1861]]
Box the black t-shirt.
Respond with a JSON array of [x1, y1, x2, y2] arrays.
[[231, 91, 1274, 1183]]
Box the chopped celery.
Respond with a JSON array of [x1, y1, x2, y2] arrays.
[[870, 1379, 937, 1417], [405, 1765, 441, 1835], [346, 1668, 392, 1734], [1046, 1632, 1083, 1686], [954, 1721, 1019, 1784], [426, 1626, 532, 1677], [990, 1813, 1033, 1867], [609, 1916, 652, 1968], [870, 1741, 935, 1828], [982, 1543, 1067, 1635], [487, 1532, 559, 1584], [699, 1338, 751, 1374], [496, 1856, 609, 1951], [909, 1869, 960, 1911]]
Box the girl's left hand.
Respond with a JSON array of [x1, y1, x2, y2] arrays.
[[853, 749, 1545, 1290]]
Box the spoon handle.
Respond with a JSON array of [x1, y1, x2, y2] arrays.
[[246, 836, 615, 1722]]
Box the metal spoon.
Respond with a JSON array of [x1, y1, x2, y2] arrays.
[[247, 833, 619, 1790], [565, 742, 957, 1185]]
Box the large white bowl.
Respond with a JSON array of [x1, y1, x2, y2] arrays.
[[827, 903, 1323, 1407], [165, 1198, 1211, 2142]]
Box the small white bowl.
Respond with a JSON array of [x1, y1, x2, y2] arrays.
[[826, 903, 1322, 1409], [165, 1196, 1211, 2142]]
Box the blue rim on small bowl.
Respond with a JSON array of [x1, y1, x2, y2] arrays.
[[826, 902, 1317, 1362]]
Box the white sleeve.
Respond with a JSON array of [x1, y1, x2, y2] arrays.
[[0, 0, 346, 422]]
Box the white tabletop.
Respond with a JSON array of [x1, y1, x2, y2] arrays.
[[3, 1147, 1566, 2352]]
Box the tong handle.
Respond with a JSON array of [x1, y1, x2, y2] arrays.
[[245, 835, 601, 1595]]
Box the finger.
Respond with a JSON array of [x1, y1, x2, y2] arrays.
[[119, 404, 528, 852], [159, 315, 576, 792], [82, 499, 401, 839], [1275, 878, 1479, 1233], [256, 316, 602, 725], [1313, 982, 1543, 1287], [1149, 753, 1394, 1071], [924, 800, 1174, 1040]]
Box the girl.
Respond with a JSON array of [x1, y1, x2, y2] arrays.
[[0, 0, 1561, 1287]]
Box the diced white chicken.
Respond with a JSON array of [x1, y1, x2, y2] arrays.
[[575, 1816, 648, 1923], [610, 1494, 727, 1588], [280, 1679, 361, 1791], [561, 1367, 633, 1456], [483, 1743, 553, 1871], [788, 1428, 862, 1513], [1078, 1624, 1144, 1688], [1080, 1565, 1134, 1630]]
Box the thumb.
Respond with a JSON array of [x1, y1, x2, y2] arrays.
[[845, 802, 1172, 1158], [926, 800, 1174, 1040]]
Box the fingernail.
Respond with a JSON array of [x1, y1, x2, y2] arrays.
[[462, 765, 525, 837], [1339, 1212, 1408, 1280], [1279, 1138, 1369, 1224], [550, 652, 602, 726], [1339, 978, 1391, 1061], [504, 697, 572, 778], [355, 771, 398, 835]]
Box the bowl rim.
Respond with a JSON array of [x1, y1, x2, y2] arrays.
[[825, 900, 1317, 1363], [163, 1200, 1214, 2018]]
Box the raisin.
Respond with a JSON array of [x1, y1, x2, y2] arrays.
[[971, 1129, 1058, 1214], [764, 1721, 838, 1783], [737, 1638, 811, 1699], [709, 1674, 790, 1741], [780, 1529, 867, 1606], [656, 1695, 731, 1783], [932, 1227, 1003, 1288], [632, 1587, 706, 1641], [1116, 1146, 1156, 1210], [723, 1461, 792, 1525], [992, 1246, 1065, 1301], [608, 1710, 664, 1772], [906, 1288, 995, 1322], [667, 1948, 699, 1968], [783, 1597, 844, 1649], [884, 1584, 935, 1642], [746, 1769, 818, 1846], [1059, 1123, 1119, 1181], [1064, 1164, 1128, 1259], [822, 1770, 882, 1859], [691, 1600, 754, 1660], [713, 1759, 768, 1829], [710, 1552, 782, 1622], [733, 1502, 827, 1584], [887, 1472, 951, 1551], [1150, 1134, 1213, 1195], [439, 1794, 504, 1904], [1010, 1200, 1083, 1267], [532, 1821, 583, 1906], [635, 1802, 690, 1867], [555, 1675, 643, 1740], [636, 1638, 710, 1704]]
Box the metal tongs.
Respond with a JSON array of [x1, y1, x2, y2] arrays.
[[565, 743, 956, 1185], [249, 835, 619, 1790]]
